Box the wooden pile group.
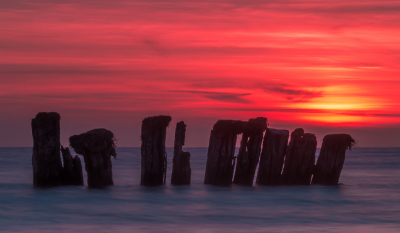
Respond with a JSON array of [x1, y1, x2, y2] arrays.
[[32, 112, 84, 188], [31, 112, 355, 188], [204, 118, 355, 186], [32, 112, 115, 188]]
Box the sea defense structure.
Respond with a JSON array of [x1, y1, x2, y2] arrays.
[[140, 115, 172, 186], [256, 128, 289, 186], [204, 120, 246, 186], [60, 146, 84, 186], [233, 117, 267, 186], [69, 129, 116, 188], [171, 121, 191, 185], [31, 112, 63, 187], [312, 134, 355, 185], [280, 128, 317, 185]]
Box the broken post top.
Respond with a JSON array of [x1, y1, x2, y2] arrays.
[[268, 128, 289, 136], [33, 112, 60, 122], [289, 128, 316, 141], [291, 128, 305, 139], [245, 117, 267, 134], [60, 145, 69, 154], [142, 115, 172, 131], [213, 119, 247, 135], [69, 128, 116, 158], [303, 133, 317, 141], [32, 112, 60, 128], [322, 134, 356, 150], [175, 121, 187, 147]]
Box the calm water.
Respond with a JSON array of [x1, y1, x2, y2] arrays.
[[0, 147, 400, 232]]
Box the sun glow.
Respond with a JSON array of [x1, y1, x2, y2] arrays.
[[300, 114, 372, 125]]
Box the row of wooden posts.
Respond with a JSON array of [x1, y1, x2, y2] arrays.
[[31, 112, 355, 188]]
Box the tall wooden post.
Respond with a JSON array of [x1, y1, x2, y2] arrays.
[[233, 117, 267, 186], [204, 120, 246, 186], [280, 128, 317, 185], [140, 115, 172, 186], [256, 128, 289, 185], [31, 112, 63, 187], [312, 134, 355, 185], [171, 121, 191, 185]]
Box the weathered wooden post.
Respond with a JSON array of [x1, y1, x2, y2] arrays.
[[69, 128, 116, 188], [171, 121, 191, 185], [256, 128, 289, 186], [280, 128, 317, 185], [233, 117, 267, 186], [204, 120, 246, 186], [31, 112, 63, 187], [312, 134, 355, 185], [61, 146, 84, 186], [140, 115, 172, 186]]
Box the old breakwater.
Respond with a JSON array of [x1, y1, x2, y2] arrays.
[[31, 112, 355, 188]]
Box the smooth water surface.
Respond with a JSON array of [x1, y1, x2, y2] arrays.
[[0, 147, 400, 232]]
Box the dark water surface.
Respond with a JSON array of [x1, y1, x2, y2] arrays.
[[0, 147, 400, 232]]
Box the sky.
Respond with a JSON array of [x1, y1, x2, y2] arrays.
[[1, 0, 400, 147]]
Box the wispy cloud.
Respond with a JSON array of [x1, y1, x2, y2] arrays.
[[170, 90, 252, 104], [262, 86, 323, 102], [142, 39, 169, 56], [188, 80, 323, 103]]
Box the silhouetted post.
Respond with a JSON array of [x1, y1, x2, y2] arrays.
[[280, 128, 317, 185], [69, 129, 116, 188], [171, 121, 191, 185], [61, 146, 84, 186], [312, 134, 355, 185], [233, 117, 267, 186], [204, 120, 246, 186], [31, 112, 63, 187], [140, 115, 172, 186], [256, 128, 289, 186]]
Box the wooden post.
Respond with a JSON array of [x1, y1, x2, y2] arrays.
[[61, 146, 84, 186], [204, 120, 246, 186], [69, 128, 116, 188], [233, 117, 267, 186], [312, 134, 355, 185], [171, 121, 191, 185], [31, 112, 63, 188], [256, 128, 289, 186], [140, 115, 172, 186], [280, 128, 317, 185]]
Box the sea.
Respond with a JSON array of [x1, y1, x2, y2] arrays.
[[0, 147, 399, 233]]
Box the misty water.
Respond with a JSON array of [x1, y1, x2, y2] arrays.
[[0, 147, 400, 232]]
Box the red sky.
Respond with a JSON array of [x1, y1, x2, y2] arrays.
[[1, 0, 400, 147]]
